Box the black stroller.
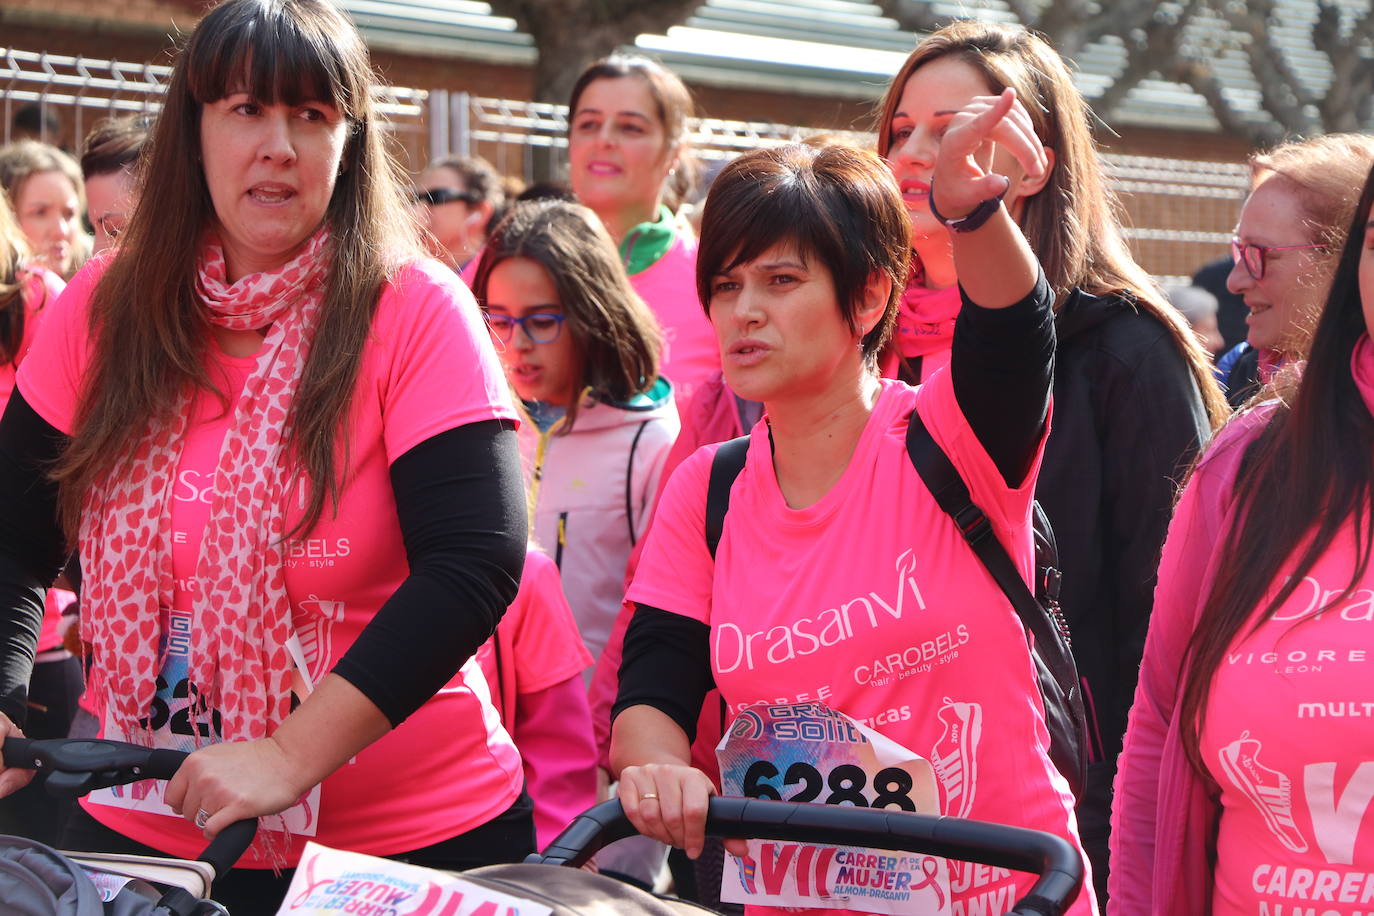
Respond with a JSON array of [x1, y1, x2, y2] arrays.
[[1, 737, 255, 915], [2, 736, 1084, 915]]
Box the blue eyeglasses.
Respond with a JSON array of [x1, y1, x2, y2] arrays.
[[485, 311, 566, 344]]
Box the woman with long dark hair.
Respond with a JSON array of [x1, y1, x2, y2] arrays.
[[1112, 162, 1374, 914], [0, 0, 530, 909], [874, 24, 1226, 897]]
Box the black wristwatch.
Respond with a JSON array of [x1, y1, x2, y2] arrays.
[[927, 177, 1008, 233]]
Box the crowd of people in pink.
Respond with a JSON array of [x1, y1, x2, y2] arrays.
[[0, 1, 1371, 914]]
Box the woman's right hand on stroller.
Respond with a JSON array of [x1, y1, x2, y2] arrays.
[[0, 711, 33, 797], [617, 762, 748, 860]]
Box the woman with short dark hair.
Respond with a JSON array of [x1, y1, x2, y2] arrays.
[[612, 88, 1096, 916]]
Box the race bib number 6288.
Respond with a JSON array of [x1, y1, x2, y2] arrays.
[[716, 702, 951, 915]]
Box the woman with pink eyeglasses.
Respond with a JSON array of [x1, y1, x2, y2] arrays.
[[1213, 134, 1374, 408]]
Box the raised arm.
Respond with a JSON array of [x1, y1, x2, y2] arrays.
[[932, 87, 1046, 310], [934, 88, 1056, 484]]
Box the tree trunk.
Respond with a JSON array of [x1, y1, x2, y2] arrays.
[[487, 0, 702, 180]]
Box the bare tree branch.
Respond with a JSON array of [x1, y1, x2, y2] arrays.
[[870, 0, 946, 35], [1221, 0, 1319, 134], [1312, 0, 1374, 132], [1171, 55, 1286, 144], [1091, 1, 1197, 117]]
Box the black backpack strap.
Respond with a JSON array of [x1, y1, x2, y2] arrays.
[[705, 436, 751, 559], [904, 411, 1076, 691], [624, 420, 651, 547]]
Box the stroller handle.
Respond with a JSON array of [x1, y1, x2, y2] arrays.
[[530, 797, 1083, 916], [2, 737, 257, 880]]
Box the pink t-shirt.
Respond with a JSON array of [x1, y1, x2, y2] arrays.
[[629, 232, 720, 409], [477, 547, 592, 724], [628, 374, 1094, 916], [1201, 531, 1374, 915], [476, 547, 595, 846], [0, 266, 62, 408], [17, 255, 524, 866]]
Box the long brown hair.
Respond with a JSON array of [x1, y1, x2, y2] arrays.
[[55, 0, 421, 538], [875, 21, 1227, 427], [470, 199, 662, 432], [1178, 163, 1374, 770], [0, 193, 30, 364]]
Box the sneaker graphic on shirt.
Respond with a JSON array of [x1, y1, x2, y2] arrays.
[[1217, 731, 1308, 853], [931, 698, 982, 819]]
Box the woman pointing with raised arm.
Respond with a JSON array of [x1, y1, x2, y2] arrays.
[[611, 88, 1096, 916]]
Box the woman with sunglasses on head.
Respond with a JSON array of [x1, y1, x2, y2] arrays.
[[1214, 135, 1374, 408], [567, 55, 719, 408], [1112, 159, 1374, 916]]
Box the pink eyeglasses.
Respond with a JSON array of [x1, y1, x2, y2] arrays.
[[1231, 238, 1324, 281]]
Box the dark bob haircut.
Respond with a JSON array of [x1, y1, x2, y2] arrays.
[[696, 143, 910, 362]]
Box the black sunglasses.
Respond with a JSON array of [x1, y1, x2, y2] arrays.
[[414, 187, 482, 206]]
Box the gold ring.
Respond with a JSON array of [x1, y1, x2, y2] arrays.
[[641, 792, 658, 801]]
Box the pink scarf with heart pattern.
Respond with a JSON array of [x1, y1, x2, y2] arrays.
[[80, 228, 330, 747]]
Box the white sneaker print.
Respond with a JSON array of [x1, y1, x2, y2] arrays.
[[1218, 731, 1308, 853], [931, 698, 982, 818]]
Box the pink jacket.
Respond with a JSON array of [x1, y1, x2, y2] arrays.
[[1109, 404, 1274, 915], [477, 548, 597, 849]]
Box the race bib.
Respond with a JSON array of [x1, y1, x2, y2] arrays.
[[717, 702, 951, 914], [89, 608, 322, 835]]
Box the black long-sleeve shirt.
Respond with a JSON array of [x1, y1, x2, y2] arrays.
[[0, 391, 526, 729]]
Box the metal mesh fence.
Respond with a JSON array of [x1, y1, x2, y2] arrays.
[[2, 48, 1247, 285], [444, 94, 1248, 284]]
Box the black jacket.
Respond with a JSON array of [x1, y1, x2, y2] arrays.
[[1038, 288, 1211, 764]]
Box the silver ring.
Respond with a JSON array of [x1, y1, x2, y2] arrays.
[[195, 808, 211, 829], [641, 792, 658, 801]]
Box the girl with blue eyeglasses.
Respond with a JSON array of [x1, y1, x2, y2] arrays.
[[472, 199, 680, 673]]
